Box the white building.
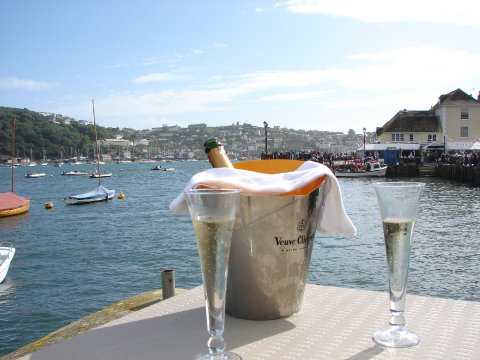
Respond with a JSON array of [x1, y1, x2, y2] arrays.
[[377, 88, 480, 151]]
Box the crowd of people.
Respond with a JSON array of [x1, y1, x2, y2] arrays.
[[260, 150, 365, 167], [437, 151, 479, 166], [260, 149, 480, 167]]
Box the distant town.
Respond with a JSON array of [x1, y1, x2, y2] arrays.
[[16, 87, 480, 165], [39, 111, 370, 162]]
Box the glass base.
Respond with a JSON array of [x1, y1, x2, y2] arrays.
[[193, 351, 242, 360], [373, 328, 420, 348]]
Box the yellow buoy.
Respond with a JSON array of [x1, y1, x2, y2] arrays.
[[45, 201, 54, 209], [118, 193, 125, 199]]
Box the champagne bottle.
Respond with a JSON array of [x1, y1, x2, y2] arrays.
[[204, 138, 233, 168]]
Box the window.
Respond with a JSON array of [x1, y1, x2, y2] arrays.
[[409, 134, 414, 142], [427, 134, 437, 142], [391, 133, 404, 142], [460, 126, 468, 138], [461, 109, 469, 119]]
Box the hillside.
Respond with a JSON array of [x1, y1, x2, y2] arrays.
[[0, 107, 128, 161]]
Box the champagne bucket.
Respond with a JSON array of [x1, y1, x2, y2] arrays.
[[226, 184, 325, 320]]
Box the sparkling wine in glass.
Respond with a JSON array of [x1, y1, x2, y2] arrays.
[[185, 188, 242, 360], [373, 181, 425, 348]]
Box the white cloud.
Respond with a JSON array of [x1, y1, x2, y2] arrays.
[[257, 91, 325, 102], [242, 70, 334, 89], [132, 72, 179, 84], [54, 46, 479, 129], [277, 0, 480, 28], [111, 63, 131, 69], [0, 77, 58, 90], [192, 49, 204, 55], [128, 47, 478, 98], [341, 47, 480, 90], [138, 57, 159, 66]]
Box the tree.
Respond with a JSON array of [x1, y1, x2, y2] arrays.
[[0, 107, 128, 161]]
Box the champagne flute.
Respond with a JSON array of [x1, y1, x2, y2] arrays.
[[185, 188, 242, 360], [373, 181, 425, 348]]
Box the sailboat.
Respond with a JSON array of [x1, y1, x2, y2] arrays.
[[0, 117, 30, 217], [64, 100, 115, 205]]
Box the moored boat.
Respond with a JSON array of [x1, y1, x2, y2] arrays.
[[0, 192, 30, 217], [64, 185, 115, 205], [25, 172, 47, 178], [1, 117, 30, 217], [152, 165, 175, 171], [61, 170, 89, 176], [334, 161, 387, 178], [0, 242, 15, 283], [90, 172, 112, 178], [65, 100, 115, 205]]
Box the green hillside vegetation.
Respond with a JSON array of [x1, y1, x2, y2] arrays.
[[0, 107, 128, 162]]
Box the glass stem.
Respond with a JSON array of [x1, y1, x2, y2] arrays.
[[207, 333, 226, 354], [389, 309, 405, 332]]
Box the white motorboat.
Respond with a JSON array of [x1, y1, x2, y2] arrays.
[[151, 165, 175, 171], [90, 172, 112, 178], [0, 242, 15, 283], [25, 172, 47, 178], [61, 170, 89, 176]]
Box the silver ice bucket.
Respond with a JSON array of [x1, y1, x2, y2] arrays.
[[226, 185, 325, 320]]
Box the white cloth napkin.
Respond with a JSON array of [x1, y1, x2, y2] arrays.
[[169, 161, 356, 237]]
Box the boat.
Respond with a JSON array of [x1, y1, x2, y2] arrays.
[[61, 170, 89, 176], [334, 161, 387, 177], [0, 242, 15, 283], [151, 165, 175, 171], [64, 184, 115, 205], [0, 192, 30, 217], [65, 100, 115, 205], [90, 172, 112, 178], [25, 172, 47, 178], [0, 117, 30, 217]]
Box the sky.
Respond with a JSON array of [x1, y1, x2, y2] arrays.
[[1, 0, 479, 134]]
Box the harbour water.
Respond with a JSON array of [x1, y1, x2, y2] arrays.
[[0, 161, 479, 356]]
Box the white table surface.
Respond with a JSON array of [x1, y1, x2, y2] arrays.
[[17, 284, 480, 360]]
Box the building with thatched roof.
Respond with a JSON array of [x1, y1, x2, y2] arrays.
[[376, 89, 480, 151]]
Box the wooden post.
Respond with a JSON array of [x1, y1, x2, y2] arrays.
[[161, 269, 175, 300]]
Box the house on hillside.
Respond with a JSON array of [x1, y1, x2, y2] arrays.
[[376, 88, 480, 152]]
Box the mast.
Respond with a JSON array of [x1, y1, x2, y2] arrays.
[[92, 99, 101, 186], [11, 117, 15, 192]]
